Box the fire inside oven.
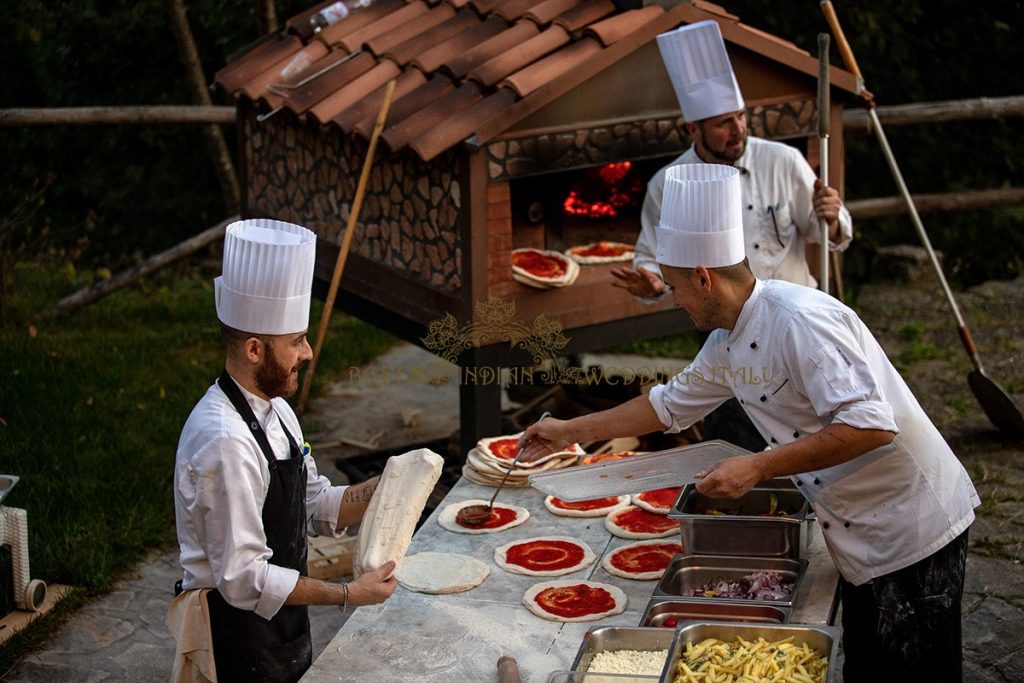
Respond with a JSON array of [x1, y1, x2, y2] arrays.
[[510, 158, 670, 252]]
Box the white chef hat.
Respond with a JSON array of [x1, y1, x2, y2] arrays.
[[657, 20, 744, 122], [655, 164, 744, 269], [215, 218, 316, 335]]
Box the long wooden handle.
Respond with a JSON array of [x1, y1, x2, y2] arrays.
[[820, 1, 863, 83], [297, 79, 397, 416], [497, 656, 523, 683]]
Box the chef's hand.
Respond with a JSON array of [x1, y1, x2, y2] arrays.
[[610, 266, 666, 298], [518, 416, 574, 463], [348, 560, 398, 606], [812, 179, 842, 239], [693, 454, 764, 499]]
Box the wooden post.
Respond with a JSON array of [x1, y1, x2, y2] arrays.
[[40, 215, 239, 318], [166, 0, 241, 214], [257, 0, 278, 34]]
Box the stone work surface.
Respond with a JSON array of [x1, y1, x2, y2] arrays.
[[243, 108, 463, 292], [487, 98, 818, 180]]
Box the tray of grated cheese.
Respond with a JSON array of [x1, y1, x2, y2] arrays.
[[557, 626, 674, 682], [664, 621, 839, 683]]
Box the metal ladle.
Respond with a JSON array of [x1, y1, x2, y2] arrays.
[[456, 411, 551, 526]]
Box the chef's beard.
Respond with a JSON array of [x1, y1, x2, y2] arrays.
[[255, 344, 301, 398], [698, 128, 747, 164]]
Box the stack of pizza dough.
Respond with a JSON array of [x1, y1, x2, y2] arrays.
[[511, 248, 580, 289], [461, 432, 583, 488]]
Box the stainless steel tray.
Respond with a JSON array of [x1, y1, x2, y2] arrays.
[[660, 621, 840, 683], [568, 626, 675, 681], [669, 485, 808, 558], [653, 554, 808, 609], [528, 441, 750, 502], [640, 597, 789, 628]]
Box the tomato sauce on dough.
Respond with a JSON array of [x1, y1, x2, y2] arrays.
[[550, 496, 621, 511], [636, 487, 681, 511], [574, 242, 631, 258], [535, 584, 615, 618], [610, 542, 682, 573], [486, 437, 520, 459], [512, 250, 568, 278], [613, 507, 677, 533], [459, 506, 518, 529], [507, 540, 584, 570]]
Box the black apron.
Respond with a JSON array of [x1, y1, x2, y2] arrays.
[[207, 370, 312, 683]]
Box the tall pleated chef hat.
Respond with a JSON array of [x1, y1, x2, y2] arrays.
[[215, 218, 316, 335], [657, 20, 744, 123], [656, 164, 744, 269]]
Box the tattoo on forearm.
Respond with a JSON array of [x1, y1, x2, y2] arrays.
[[342, 483, 375, 504]]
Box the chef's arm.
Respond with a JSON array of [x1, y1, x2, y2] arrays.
[[520, 395, 666, 462], [285, 561, 397, 608], [694, 422, 895, 498], [336, 475, 380, 530]]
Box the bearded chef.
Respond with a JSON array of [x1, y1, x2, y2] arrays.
[[525, 165, 978, 683], [166, 219, 397, 683], [613, 20, 854, 453]]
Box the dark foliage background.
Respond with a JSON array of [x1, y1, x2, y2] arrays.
[[2, 0, 1023, 285]]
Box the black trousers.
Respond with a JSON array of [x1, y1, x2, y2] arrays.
[[839, 528, 969, 683]]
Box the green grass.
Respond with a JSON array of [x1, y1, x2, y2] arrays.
[[606, 330, 703, 360], [0, 259, 395, 670]]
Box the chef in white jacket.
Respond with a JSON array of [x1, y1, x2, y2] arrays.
[[167, 219, 397, 683], [523, 165, 978, 683]]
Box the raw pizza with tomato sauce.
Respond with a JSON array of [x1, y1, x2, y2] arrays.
[[602, 539, 683, 580], [523, 579, 627, 623], [543, 494, 629, 518], [511, 248, 580, 289], [437, 499, 529, 535], [494, 536, 596, 577], [476, 433, 583, 468], [579, 450, 644, 466], [565, 241, 635, 265], [631, 487, 682, 514], [605, 505, 679, 539]]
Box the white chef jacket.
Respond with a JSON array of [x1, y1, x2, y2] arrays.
[[173, 379, 347, 619], [635, 137, 853, 289], [648, 279, 979, 585]]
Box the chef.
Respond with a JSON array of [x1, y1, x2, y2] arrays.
[[524, 165, 978, 682], [166, 219, 397, 683], [612, 20, 854, 453]]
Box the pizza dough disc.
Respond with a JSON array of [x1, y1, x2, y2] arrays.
[[475, 435, 583, 468], [494, 536, 596, 577], [601, 539, 684, 581], [511, 249, 580, 289], [565, 241, 636, 264], [605, 505, 679, 539], [437, 499, 530, 534], [523, 579, 627, 623], [395, 552, 490, 594], [631, 487, 682, 515], [543, 494, 630, 518]]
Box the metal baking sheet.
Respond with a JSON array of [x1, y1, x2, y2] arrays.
[[528, 440, 750, 502]]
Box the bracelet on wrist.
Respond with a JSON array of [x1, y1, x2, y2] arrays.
[[339, 581, 350, 613]]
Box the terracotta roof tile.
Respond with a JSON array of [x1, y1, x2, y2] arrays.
[[468, 0, 509, 14], [444, 0, 473, 7], [522, 0, 585, 26], [583, 5, 664, 47], [331, 68, 427, 130], [308, 60, 402, 123], [215, 34, 304, 95], [364, 4, 457, 58], [314, 0, 407, 47], [277, 50, 376, 112], [338, 1, 431, 52], [498, 35, 600, 97], [409, 14, 508, 74], [493, 0, 549, 22], [690, 0, 739, 22], [285, 1, 334, 40], [552, 0, 615, 32], [261, 46, 355, 108], [238, 42, 330, 101], [409, 88, 517, 160], [466, 25, 569, 87], [381, 82, 483, 150], [383, 10, 481, 66], [441, 20, 539, 80], [354, 75, 454, 138]]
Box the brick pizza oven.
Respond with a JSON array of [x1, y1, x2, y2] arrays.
[[213, 0, 859, 450]]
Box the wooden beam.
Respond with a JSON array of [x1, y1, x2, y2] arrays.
[[0, 106, 236, 127], [844, 95, 1024, 134], [847, 187, 1024, 220]]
